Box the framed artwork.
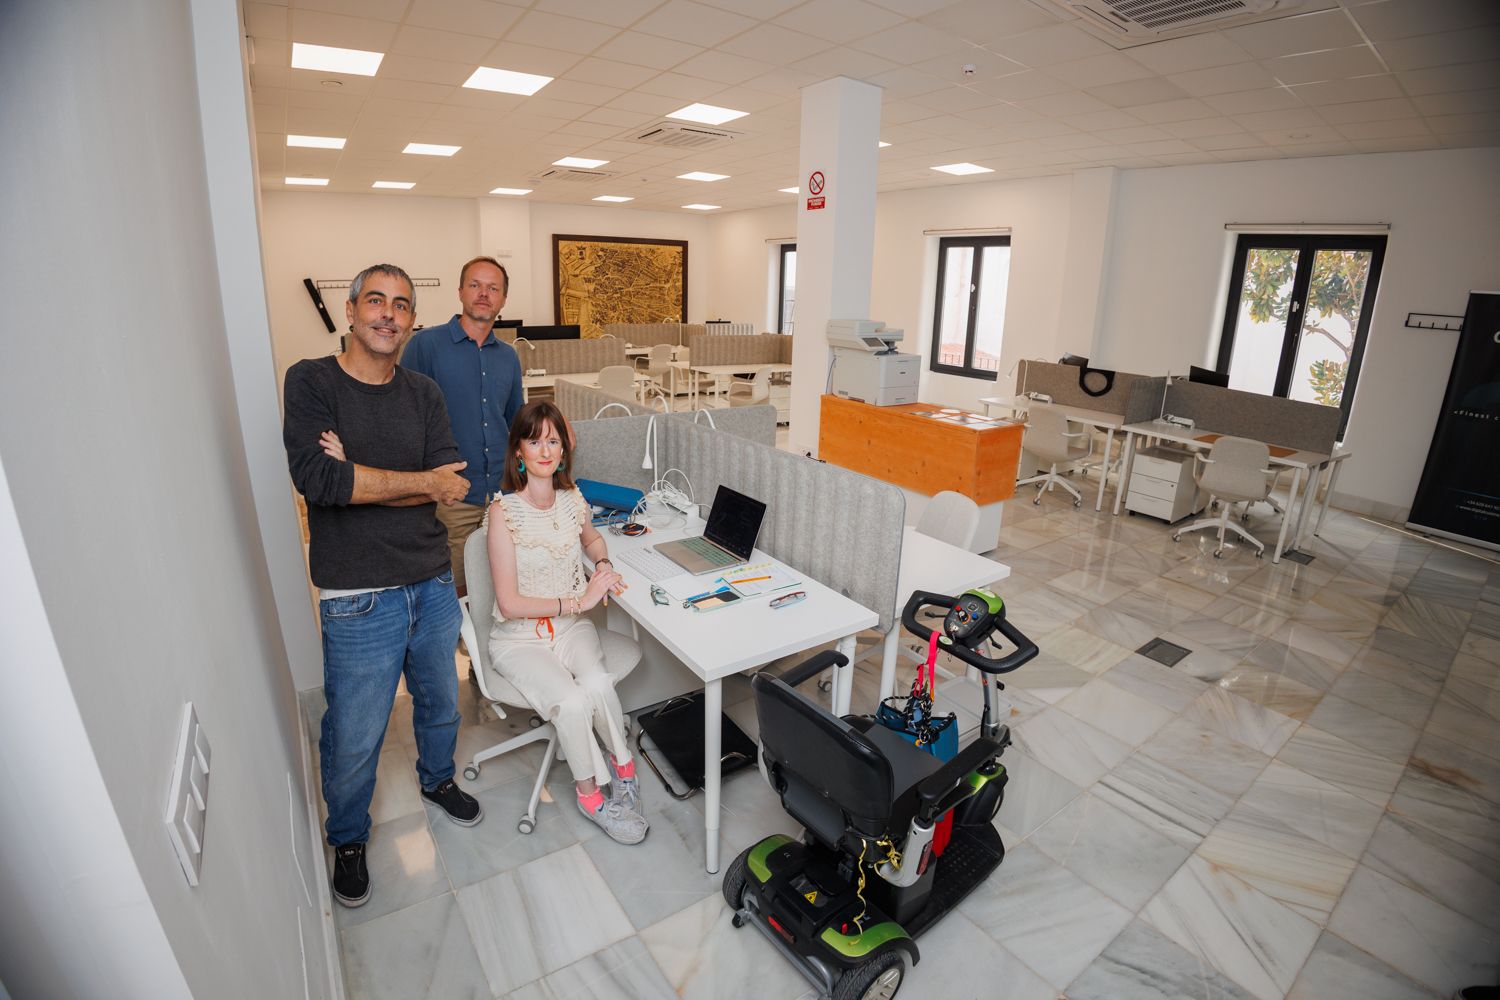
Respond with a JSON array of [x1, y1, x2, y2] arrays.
[[552, 234, 688, 339]]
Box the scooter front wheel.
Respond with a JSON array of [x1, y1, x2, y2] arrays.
[[834, 951, 904, 1000]]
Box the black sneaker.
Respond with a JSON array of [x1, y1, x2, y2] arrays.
[[1455, 989, 1500, 1000], [331, 843, 369, 908], [422, 778, 483, 826]]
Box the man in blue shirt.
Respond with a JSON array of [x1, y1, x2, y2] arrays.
[[401, 256, 523, 597]]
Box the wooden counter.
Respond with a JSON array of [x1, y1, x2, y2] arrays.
[[818, 395, 1024, 504]]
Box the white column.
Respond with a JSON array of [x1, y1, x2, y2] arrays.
[[790, 76, 882, 455], [1056, 167, 1119, 362]]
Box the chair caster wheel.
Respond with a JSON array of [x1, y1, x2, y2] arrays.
[[731, 913, 745, 928], [1073, 499, 1082, 507], [517, 818, 534, 835], [1032, 497, 1041, 506], [817, 678, 833, 693], [1213, 549, 1224, 559], [528, 715, 543, 729], [1256, 551, 1265, 559], [463, 765, 480, 781], [1172, 533, 1181, 542]]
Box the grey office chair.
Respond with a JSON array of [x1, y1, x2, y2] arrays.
[[1172, 436, 1274, 559], [458, 526, 643, 833], [1016, 404, 1093, 507]]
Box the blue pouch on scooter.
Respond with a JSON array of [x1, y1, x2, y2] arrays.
[[875, 632, 959, 853]]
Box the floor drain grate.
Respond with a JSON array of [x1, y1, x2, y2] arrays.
[[1281, 550, 1314, 564], [1137, 637, 1191, 667]]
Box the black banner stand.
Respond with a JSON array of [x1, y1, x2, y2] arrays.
[[1407, 290, 1500, 552]]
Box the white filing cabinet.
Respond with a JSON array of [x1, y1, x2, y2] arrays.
[[1126, 446, 1204, 523]]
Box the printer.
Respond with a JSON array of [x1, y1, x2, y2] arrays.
[[827, 319, 918, 406]]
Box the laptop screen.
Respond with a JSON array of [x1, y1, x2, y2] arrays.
[[703, 486, 766, 560]]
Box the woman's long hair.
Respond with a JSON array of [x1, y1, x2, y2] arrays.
[[501, 400, 576, 492]]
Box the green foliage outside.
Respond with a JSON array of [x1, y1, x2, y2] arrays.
[[1241, 248, 1370, 406]]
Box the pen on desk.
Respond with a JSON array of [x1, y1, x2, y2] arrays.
[[729, 575, 772, 585]]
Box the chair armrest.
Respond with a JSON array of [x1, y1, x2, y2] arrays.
[[914, 734, 1006, 825], [776, 650, 849, 689]]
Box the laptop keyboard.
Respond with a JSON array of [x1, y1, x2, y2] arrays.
[[618, 547, 686, 582], [680, 536, 741, 566]]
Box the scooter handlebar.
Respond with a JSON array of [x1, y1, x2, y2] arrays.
[[900, 590, 1039, 675]]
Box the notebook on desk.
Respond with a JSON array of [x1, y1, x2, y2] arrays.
[[653, 485, 766, 575]]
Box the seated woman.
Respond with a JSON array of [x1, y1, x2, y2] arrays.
[[485, 400, 647, 845]]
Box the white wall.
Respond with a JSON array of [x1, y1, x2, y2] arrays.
[[1, 0, 325, 995], [1096, 147, 1500, 513]]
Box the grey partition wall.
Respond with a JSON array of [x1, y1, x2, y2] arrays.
[[601, 323, 707, 346], [1163, 381, 1342, 454], [688, 333, 785, 366], [1015, 360, 1153, 415], [661, 420, 905, 633], [554, 379, 657, 423], [521, 338, 628, 375], [570, 413, 660, 494], [666, 405, 777, 447], [1123, 376, 1169, 423]]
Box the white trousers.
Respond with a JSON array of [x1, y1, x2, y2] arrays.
[[487, 615, 631, 786]]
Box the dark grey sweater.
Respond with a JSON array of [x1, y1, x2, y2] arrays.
[[283, 356, 460, 590]]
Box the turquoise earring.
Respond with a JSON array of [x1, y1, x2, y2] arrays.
[[558, 459, 566, 472], [518, 458, 526, 474]]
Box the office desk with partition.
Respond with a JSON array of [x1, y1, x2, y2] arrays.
[[688, 362, 793, 405], [593, 515, 876, 873], [980, 395, 1125, 512], [522, 371, 649, 402], [1113, 419, 1351, 562]]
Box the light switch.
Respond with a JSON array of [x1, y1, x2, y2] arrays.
[[165, 702, 210, 886]]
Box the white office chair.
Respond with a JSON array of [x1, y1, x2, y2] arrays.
[[1172, 436, 1274, 559], [728, 365, 771, 404], [915, 490, 980, 550], [643, 344, 674, 391], [597, 364, 636, 398], [458, 526, 643, 833], [1016, 404, 1093, 507]]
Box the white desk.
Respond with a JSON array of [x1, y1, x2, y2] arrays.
[[688, 363, 793, 406], [876, 527, 1010, 701], [596, 517, 876, 873], [522, 371, 648, 402], [625, 345, 684, 363], [981, 396, 1125, 512], [1114, 420, 1340, 562]]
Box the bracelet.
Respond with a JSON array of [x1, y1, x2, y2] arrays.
[[596, 557, 612, 567], [557, 598, 562, 617]]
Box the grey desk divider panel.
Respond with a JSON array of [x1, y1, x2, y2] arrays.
[[665, 405, 778, 447], [1015, 360, 1152, 416], [660, 420, 904, 634], [571, 413, 659, 494], [601, 323, 706, 346], [687, 333, 786, 367], [523, 338, 627, 375], [554, 379, 656, 424], [1163, 381, 1341, 455], [1124, 377, 1169, 424]]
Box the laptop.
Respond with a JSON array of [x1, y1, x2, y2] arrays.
[[653, 485, 766, 575]]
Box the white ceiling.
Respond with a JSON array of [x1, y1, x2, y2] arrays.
[[247, 0, 1500, 213]]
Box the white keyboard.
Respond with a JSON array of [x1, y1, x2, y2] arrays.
[[617, 546, 685, 582]]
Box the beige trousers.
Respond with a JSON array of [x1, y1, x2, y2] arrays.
[[435, 501, 485, 596], [486, 615, 631, 786]]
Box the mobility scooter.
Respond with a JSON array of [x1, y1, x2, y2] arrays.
[[723, 589, 1038, 1000]]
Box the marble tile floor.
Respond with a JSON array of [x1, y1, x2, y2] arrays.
[[315, 493, 1500, 1000]]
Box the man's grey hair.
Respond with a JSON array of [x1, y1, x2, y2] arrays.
[[348, 263, 415, 309]]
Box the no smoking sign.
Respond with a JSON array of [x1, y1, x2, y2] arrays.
[[806, 170, 826, 210]]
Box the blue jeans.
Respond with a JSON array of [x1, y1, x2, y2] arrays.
[[319, 572, 462, 846]]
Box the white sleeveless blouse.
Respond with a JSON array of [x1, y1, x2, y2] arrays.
[[491, 488, 590, 605]]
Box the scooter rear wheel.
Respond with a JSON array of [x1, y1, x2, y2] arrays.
[[834, 951, 904, 1000], [722, 844, 753, 912]]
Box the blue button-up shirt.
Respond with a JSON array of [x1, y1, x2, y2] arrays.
[[401, 315, 523, 507]]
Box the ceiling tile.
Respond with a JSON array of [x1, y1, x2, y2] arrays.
[[1192, 131, 1267, 150], [1439, 129, 1500, 148], [789, 46, 890, 79], [537, 79, 629, 106], [696, 0, 803, 17], [298, 0, 408, 21], [968, 70, 1071, 102], [851, 21, 970, 65], [1349, 0, 1500, 42], [1287, 74, 1405, 105], [1168, 62, 1282, 96], [562, 57, 660, 90], [633, 1, 758, 47], [700, 85, 785, 112], [1086, 76, 1190, 108], [1126, 138, 1199, 156], [988, 22, 1115, 66], [1410, 87, 1500, 115], [1376, 27, 1500, 72], [635, 71, 720, 100], [908, 84, 999, 113], [607, 90, 688, 115], [532, 0, 667, 28], [1426, 111, 1500, 134], [245, 3, 289, 40], [1253, 124, 1344, 144], [391, 24, 495, 62], [289, 9, 399, 50], [913, 47, 1028, 88], [773, 0, 905, 45], [919, 0, 1057, 45], [404, 0, 525, 38], [1091, 123, 1172, 143], [1335, 117, 1435, 139], [1231, 107, 1323, 130], [380, 54, 471, 87], [1014, 90, 1114, 117], [1162, 117, 1250, 138], [718, 23, 832, 64], [1044, 52, 1154, 89], [1316, 97, 1419, 124], [864, 66, 952, 100], [868, 0, 964, 16], [1127, 33, 1254, 75], [1224, 9, 1363, 58], [506, 12, 623, 54], [673, 50, 772, 85], [1263, 45, 1386, 86], [1396, 60, 1500, 95], [593, 30, 703, 69], [1062, 109, 1144, 131], [371, 78, 458, 103], [1128, 97, 1218, 122], [1350, 135, 1439, 152]]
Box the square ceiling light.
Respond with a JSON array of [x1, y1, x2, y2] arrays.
[[678, 171, 728, 182], [372, 181, 414, 189], [593, 195, 634, 202], [287, 134, 346, 149], [682, 203, 719, 210], [290, 42, 383, 77], [285, 177, 329, 186], [879, 141, 891, 148], [463, 66, 553, 96], [404, 143, 461, 156], [489, 187, 532, 196], [932, 162, 993, 175], [779, 187, 798, 193], [553, 156, 609, 168], [666, 103, 748, 126]]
